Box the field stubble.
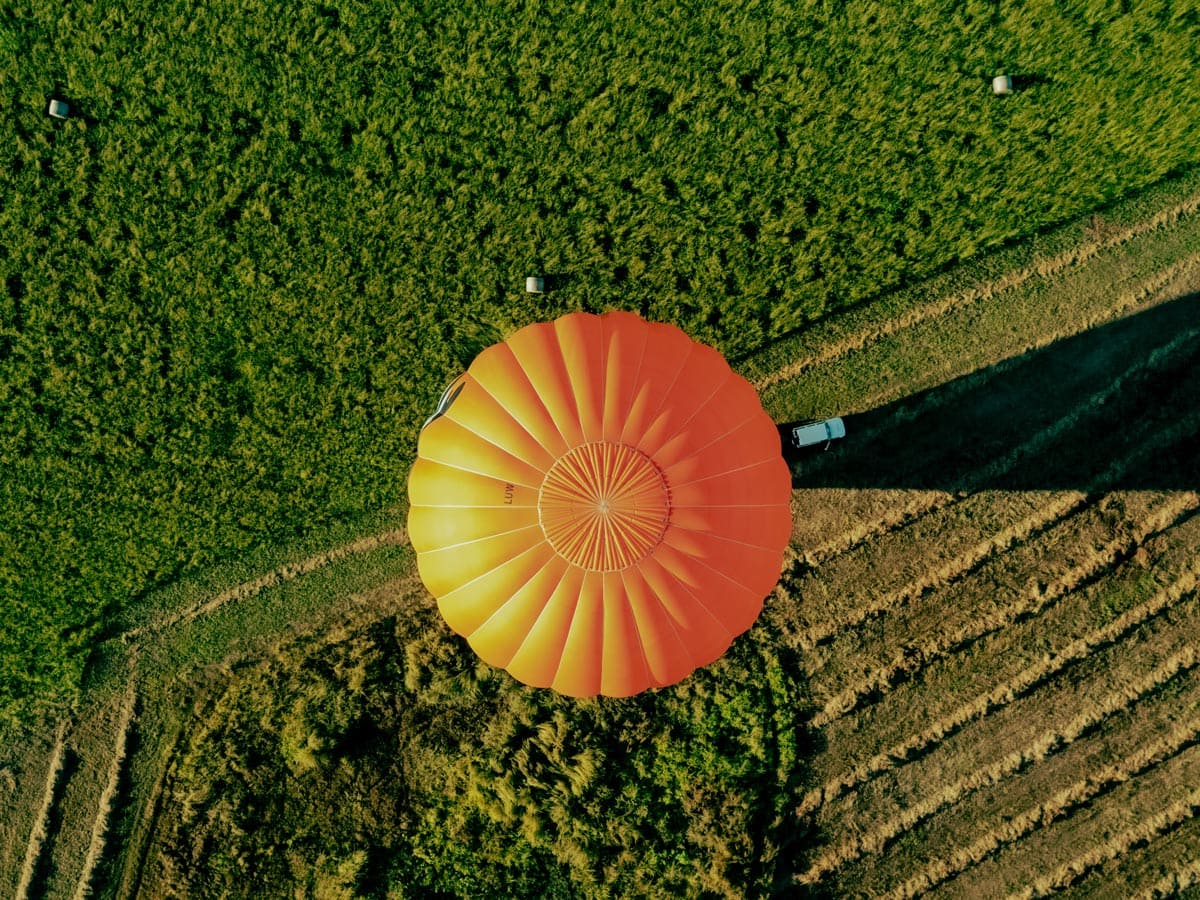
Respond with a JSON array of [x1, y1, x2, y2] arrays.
[[803, 509, 1200, 820], [826, 627, 1200, 895], [771, 173, 1200, 893]]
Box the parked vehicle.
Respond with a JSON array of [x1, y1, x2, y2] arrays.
[[787, 417, 846, 450]]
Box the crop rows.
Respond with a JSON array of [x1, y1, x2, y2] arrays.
[[771, 181, 1200, 895], [824, 634, 1200, 892], [1139, 860, 1200, 900], [1060, 815, 1200, 899], [789, 491, 1084, 652], [797, 546, 1200, 819], [981, 747, 1200, 900], [825, 633, 1200, 888], [72, 686, 136, 900], [809, 488, 1199, 728], [880, 713, 1200, 899], [781, 411, 1185, 657], [792, 468, 1200, 892], [787, 402, 1200, 891], [780, 282, 1200, 574]]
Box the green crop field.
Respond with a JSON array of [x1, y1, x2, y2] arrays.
[[4, 0, 1200, 737], [4, 1, 1200, 895]]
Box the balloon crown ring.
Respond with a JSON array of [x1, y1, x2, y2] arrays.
[[538, 441, 670, 572]]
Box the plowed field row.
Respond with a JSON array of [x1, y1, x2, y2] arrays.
[[808, 489, 1199, 727], [820, 634, 1200, 894], [781, 278, 1200, 573], [879, 716, 1200, 899], [773, 182, 1200, 893], [799, 526, 1200, 817], [14, 722, 68, 900], [778, 349, 1200, 690], [778, 490, 1078, 651], [801, 415, 1200, 763], [71, 686, 136, 900], [1138, 860, 1200, 900], [1062, 815, 1200, 900], [955, 744, 1200, 900]]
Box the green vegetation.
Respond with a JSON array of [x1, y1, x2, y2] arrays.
[[152, 609, 811, 898], [3, 0, 1200, 766]]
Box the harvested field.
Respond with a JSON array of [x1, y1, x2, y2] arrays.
[[768, 179, 1200, 895]]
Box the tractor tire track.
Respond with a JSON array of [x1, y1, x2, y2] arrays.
[[72, 685, 137, 900], [122, 528, 409, 642], [15, 720, 70, 900]]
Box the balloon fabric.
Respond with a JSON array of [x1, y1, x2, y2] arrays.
[[408, 311, 792, 697]]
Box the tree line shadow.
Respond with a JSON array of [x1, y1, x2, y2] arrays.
[[781, 292, 1200, 492]]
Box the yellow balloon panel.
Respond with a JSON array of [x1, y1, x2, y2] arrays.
[[417, 416, 546, 488], [444, 376, 558, 473], [506, 321, 586, 449], [505, 564, 586, 688], [407, 504, 540, 554], [469, 344, 571, 459], [407, 458, 540, 509], [467, 554, 571, 667], [597, 571, 652, 697], [416, 527, 543, 598], [437, 541, 558, 636]]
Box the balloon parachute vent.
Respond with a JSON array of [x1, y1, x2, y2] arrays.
[[539, 442, 670, 572]]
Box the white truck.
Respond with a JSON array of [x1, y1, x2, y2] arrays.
[[787, 417, 846, 450]]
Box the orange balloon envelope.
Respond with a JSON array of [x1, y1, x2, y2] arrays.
[[407, 311, 792, 696]]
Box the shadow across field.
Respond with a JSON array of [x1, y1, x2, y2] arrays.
[[783, 292, 1200, 491]]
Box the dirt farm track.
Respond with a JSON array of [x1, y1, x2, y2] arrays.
[[5, 171, 1200, 898]]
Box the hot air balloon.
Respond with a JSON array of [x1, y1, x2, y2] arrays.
[[407, 310, 792, 697]]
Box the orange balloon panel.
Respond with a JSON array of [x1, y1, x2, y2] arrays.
[[408, 311, 792, 697]]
